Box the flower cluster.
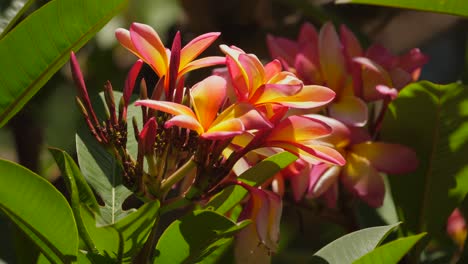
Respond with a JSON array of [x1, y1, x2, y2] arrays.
[[70, 21, 426, 256]]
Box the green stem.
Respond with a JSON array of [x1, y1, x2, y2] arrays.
[[160, 157, 197, 197], [134, 213, 160, 263]]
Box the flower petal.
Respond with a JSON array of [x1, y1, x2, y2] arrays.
[[298, 22, 320, 67], [211, 102, 272, 132], [129, 23, 168, 77], [304, 114, 350, 148], [264, 59, 282, 81], [350, 142, 419, 174], [319, 22, 346, 92], [179, 56, 226, 76], [267, 141, 345, 166], [164, 115, 203, 134], [342, 153, 385, 207], [272, 84, 335, 109], [135, 99, 195, 117], [180, 32, 221, 69], [353, 57, 393, 101], [267, 115, 332, 143], [328, 96, 368, 127], [309, 164, 341, 197], [191, 75, 227, 131], [124, 60, 144, 104], [266, 35, 298, 66], [115, 28, 139, 56]]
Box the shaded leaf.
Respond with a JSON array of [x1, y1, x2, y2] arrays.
[[311, 222, 400, 263], [354, 233, 427, 264], [155, 210, 250, 263], [335, 0, 468, 18], [206, 151, 297, 215], [0, 0, 128, 128], [381, 82, 468, 241], [81, 200, 160, 262], [0, 159, 78, 263]]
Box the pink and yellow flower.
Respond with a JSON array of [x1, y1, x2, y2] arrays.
[[135, 75, 272, 140], [116, 23, 225, 96], [220, 45, 335, 119]]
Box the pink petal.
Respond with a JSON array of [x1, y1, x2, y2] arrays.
[[135, 99, 195, 117], [328, 96, 368, 127], [221, 45, 250, 101], [239, 53, 265, 95], [342, 153, 385, 207], [353, 57, 393, 101], [389, 68, 412, 90], [115, 28, 139, 55], [191, 75, 227, 131], [129, 23, 168, 77], [350, 142, 419, 174], [201, 118, 244, 140], [179, 56, 226, 76], [211, 102, 272, 132], [287, 160, 310, 201], [264, 60, 282, 81], [267, 115, 332, 143], [272, 84, 335, 109], [165, 115, 203, 134], [340, 25, 363, 59], [304, 114, 350, 148], [310, 164, 341, 197], [319, 22, 346, 92], [180, 32, 221, 69], [138, 117, 157, 155], [266, 35, 298, 66], [267, 141, 345, 166], [397, 48, 429, 74], [365, 44, 394, 69], [376, 85, 398, 100], [124, 60, 144, 104], [295, 54, 322, 85], [298, 22, 320, 67]]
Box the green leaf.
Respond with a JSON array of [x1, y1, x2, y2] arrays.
[[311, 222, 400, 263], [381, 81, 468, 241], [354, 233, 427, 264], [49, 147, 99, 253], [0, 0, 35, 39], [206, 151, 297, 215], [82, 200, 160, 262], [335, 0, 468, 18], [155, 210, 250, 263], [76, 91, 141, 226], [0, 159, 78, 263], [0, 0, 128, 128]]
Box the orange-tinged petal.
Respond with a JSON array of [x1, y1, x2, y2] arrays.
[[115, 28, 139, 56], [221, 45, 250, 101], [191, 75, 227, 131], [267, 115, 332, 143], [328, 96, 368, 127], [267, 141, 345, 165], [179, 56, 226, 76], [270, 84, 335, 109], [310, 164, 341, 197], [165, 115, 205, 135], [202, 118, 244, 140], [130, 23, 168, 77], [135, 99, 195, 117], [342, 153, 385, 207], [319, 22, 346, 92], [250, 83, 302, 106], [180, 32, 221, 69], [350, 142, 418, 174], [212, 102, 272, 132], [239, 53, 265, 95]]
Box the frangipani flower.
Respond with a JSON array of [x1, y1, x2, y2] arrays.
[[116, 23, 225, 95], [235, 181, 282, 259], [135, 75, 271, 140], [267, 22, 428, 127], [447, 209, 467, 249], [304, 116, 418, 207], [220, 45, 335, 118]]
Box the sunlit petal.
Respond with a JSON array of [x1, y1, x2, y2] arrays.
[[179, 56, 226, 76], [310, 164, 341, 197], [266, 115, 332, 143], [129, 23, 168, 77], [180, 32, 221, 69], [319, 22, 346, 92], [191, 76, 227, 131], [304, 114, 350, 148], [164, 115, 203, 134], [264, 60, 282, 81], [328, 96, 368, 127], [353, 57, 393, 101], [135, 99, 195, 117]]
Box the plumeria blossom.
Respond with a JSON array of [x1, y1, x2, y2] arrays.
[[447, 209, 467, 249], [116, 23, 225, 98], [235, 181, 282, 261], [304, 115, 418, 207], [267, 22, 428, 127], [220, 44, 335, 120], [135, 75, 272, 140]]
